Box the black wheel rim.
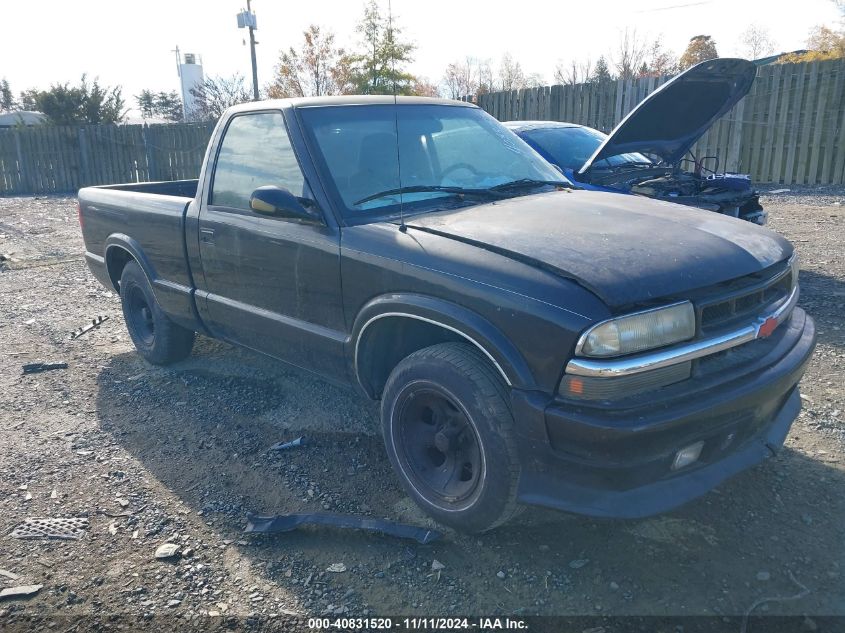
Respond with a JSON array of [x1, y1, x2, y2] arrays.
[[394, 385, 483, 507], [126, 285, 155, 346]]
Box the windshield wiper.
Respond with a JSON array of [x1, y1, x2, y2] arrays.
[[486, 178, 574, 192], [353, 185, 503, 206]]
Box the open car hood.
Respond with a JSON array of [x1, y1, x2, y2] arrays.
[[578, 58, 757, 174]]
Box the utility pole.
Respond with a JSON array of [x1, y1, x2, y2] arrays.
[[238, 1, 259, 100], [171, 46, 187, 121]]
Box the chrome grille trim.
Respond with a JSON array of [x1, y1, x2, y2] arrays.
[[566, 285, 799, 378]]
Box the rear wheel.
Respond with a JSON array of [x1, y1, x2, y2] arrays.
[[119, 260, 194, 365], [381, 343, 521, 533]]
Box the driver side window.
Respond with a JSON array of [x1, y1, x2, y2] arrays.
[[211, 112, 307, 211]]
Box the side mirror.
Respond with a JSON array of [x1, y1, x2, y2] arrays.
[[249, 186, 320, 223]]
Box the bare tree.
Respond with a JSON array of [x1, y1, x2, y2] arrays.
[[189, 74, 251, 121], [739, 25, 777, 60], [442, 57, 481, 99], [554, 58, 593, 85], [643, 36, 679, 77], [441, 57, 497, 99], [477, 60, 494, 94], [523, 72, 546, 88], [498, 53, 526, 91], [612, 29, 649, 80]]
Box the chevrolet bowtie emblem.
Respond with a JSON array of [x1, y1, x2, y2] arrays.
[[758, 316, 778, 338]]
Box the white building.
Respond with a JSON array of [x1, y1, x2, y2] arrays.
[[178, 52, 204, 121]]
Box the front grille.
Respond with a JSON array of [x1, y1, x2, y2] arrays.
[[697, 262, 792, 334], [695, 322, 787, 377]]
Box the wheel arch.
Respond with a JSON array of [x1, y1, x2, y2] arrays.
[[104, 234, 157, 292], [351, 294, 535, 399]]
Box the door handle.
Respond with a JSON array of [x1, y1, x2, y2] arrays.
[[200, 228, 215, 244]]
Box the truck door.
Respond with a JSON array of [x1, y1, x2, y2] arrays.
[[196, 110, 346, 379]]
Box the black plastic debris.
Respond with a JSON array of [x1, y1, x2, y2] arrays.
[[245, 512, 442, 544], [22, 362, 68, 375], [69, 315, 109, 340]]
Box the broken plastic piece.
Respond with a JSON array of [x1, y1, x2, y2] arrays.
[[268, 437, 304, 451], [22, 362, 68, 375], [69, 315, 109, 340], [0, 585, 42, 600], [245, 512, 442, 544]]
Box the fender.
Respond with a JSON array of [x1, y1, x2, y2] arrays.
[[104, 233, 158, 289], [350, 293, 537, 393], [104, 234, 202, 332]]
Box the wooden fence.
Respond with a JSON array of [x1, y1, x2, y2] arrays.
[[2, 60, 843, 194], [476, 58, 845, 185], [0, 121, 215, 195]]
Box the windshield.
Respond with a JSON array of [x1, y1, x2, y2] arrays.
[[298, 104, 565, 219], [519, 126, 653, 171]]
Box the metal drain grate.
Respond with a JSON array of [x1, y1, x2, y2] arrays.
[[10, 517, 89, 540]]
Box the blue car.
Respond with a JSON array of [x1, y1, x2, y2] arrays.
[[505, 58, 767, 225]]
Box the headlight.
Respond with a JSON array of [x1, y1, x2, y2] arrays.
[[577, 301, 695, 358]]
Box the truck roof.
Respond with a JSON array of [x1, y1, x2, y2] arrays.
[[226, 95, 478, 114]]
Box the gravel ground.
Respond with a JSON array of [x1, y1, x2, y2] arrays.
[[0, 190, 843, 630]]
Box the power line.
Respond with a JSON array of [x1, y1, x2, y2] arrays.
[[634, 1, 713, 13]]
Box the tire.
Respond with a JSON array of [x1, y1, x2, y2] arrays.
[[381, 342, 522, 533], [119, 260, 195, 365]]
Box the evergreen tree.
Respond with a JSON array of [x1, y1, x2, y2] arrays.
[[0, 78, 14, 111], [136, 89, 156, 118], [346, 0, 416, 95], [22, 75, 125, 125], [154, 91, 184, 121], [591, 56, 613, 84]]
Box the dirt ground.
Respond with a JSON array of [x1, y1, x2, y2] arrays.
[[0, 189, 843, 629]]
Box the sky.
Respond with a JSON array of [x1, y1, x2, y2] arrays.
[[1, 0, 841, 115]]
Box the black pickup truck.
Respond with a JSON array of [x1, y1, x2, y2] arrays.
[[79, 96, 816, 533]]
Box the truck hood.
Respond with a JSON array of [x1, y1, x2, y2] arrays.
[[579, 58, 757, 174], [404, 190, 791, 308]]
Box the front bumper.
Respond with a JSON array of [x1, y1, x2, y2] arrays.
[[510, 308, 816, 518]]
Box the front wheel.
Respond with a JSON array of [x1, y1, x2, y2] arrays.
[[119, 260, 195, 365], [381, 343, 522, 533]]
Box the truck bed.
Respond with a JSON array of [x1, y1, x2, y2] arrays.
[[89, 179, 199, 198], [78, 179, 200, 330]]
